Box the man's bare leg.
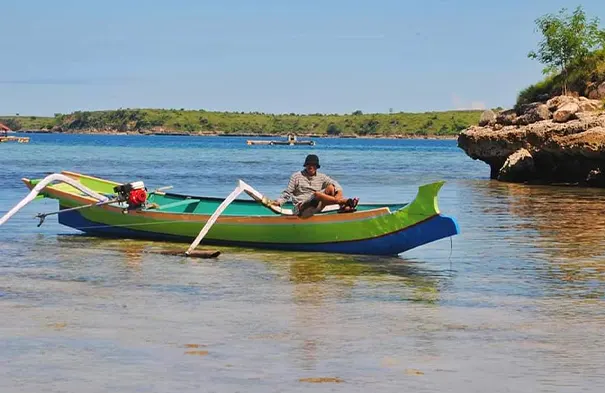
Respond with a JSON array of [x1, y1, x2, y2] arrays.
[[297, 184, 358, 216], [312, 184, 347, 206]]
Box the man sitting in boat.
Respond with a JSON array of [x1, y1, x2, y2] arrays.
[[272, 154, 358, 216]]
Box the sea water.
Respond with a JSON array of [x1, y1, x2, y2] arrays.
[[1, 134, 603, 392]]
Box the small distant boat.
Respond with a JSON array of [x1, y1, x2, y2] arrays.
[[247, 134, 315, 146], [0, 123, 29, 143], [0, 136, 30, 143]]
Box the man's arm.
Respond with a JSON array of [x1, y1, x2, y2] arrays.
[[274, 173, 298, 206]]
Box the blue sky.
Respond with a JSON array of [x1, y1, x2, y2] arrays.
[[1, 0, 603, 115]]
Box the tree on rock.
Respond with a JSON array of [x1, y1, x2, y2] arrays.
[[528, 6, 605, 95]]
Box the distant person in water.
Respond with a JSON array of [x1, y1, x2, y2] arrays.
[[272, 154, 359, 216]]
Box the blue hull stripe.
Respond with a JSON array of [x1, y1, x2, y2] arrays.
[[58, 209, 459, 256]]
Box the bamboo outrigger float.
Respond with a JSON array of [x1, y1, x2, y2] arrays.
[[1, 171, 460, 257]]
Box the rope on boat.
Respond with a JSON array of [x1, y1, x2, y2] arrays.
[[0, 173, 109, 227], [449, 236, 453, 272]]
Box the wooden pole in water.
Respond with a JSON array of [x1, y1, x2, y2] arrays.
[[155, 249, 221, 259]]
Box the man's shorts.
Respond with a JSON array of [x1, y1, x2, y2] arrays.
[[294, 196, 324, 217]]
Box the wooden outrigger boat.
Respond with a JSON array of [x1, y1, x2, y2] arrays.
[[4, 171, 459, 256]]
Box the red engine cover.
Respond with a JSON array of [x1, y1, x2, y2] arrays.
[[128, 189, 147, 207]]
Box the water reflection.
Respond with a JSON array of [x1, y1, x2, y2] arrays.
[[470, 181, 605, 299], [119, 241, 145, 269], [237, 250, 446, 295], [234, 250, 449, 370], [504, 183, 605, 259], [47, 235, 450, 299]]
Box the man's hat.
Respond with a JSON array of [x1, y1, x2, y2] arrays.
[[303, 154, 320, 168]]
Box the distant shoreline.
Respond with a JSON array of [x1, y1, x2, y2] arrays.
[[2, 108, 479, 140], [17, 129, 458, 140]]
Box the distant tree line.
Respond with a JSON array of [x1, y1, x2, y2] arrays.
[[12, 108, 481, 136]]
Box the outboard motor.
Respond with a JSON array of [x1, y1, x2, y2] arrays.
[[113, 181, 147, 209]]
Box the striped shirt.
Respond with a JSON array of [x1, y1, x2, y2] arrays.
[[277, 170, 342, 205]]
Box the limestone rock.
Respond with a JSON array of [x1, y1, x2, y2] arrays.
[[546, 95, 602, 114], [599, 82, 605, 99], [547, 96, 575, 112], [515, 104, 551, 125], [586, 168, 605, 187], [553, 103, 580, 123], [458, 102, 605, 187], [578, 97, 603, 112], [479, 109, 496, 126], [517, 102, 542, 115], [551, 126, 605, 159], [498, 148, 535, 182], [496, 109, 517, 126]]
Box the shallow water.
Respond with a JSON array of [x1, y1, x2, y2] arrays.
[[1, 134, 604, 392]]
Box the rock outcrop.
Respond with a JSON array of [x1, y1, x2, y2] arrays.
[[553, 102, 579, 123], [498, 148, 535, 182], [479, 109, 496, 126], [588, 82, 605, 100], [458, 95, 605, 186]]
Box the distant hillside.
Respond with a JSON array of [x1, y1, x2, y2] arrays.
[[0, 116, 52, 131], [2, 108, 482, 137]]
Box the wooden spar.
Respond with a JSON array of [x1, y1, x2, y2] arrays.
[[0, 173, 109, 227], [184, 179, 297, 255], [35, 198, 118, 227], [185, 181, 246, 255]]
